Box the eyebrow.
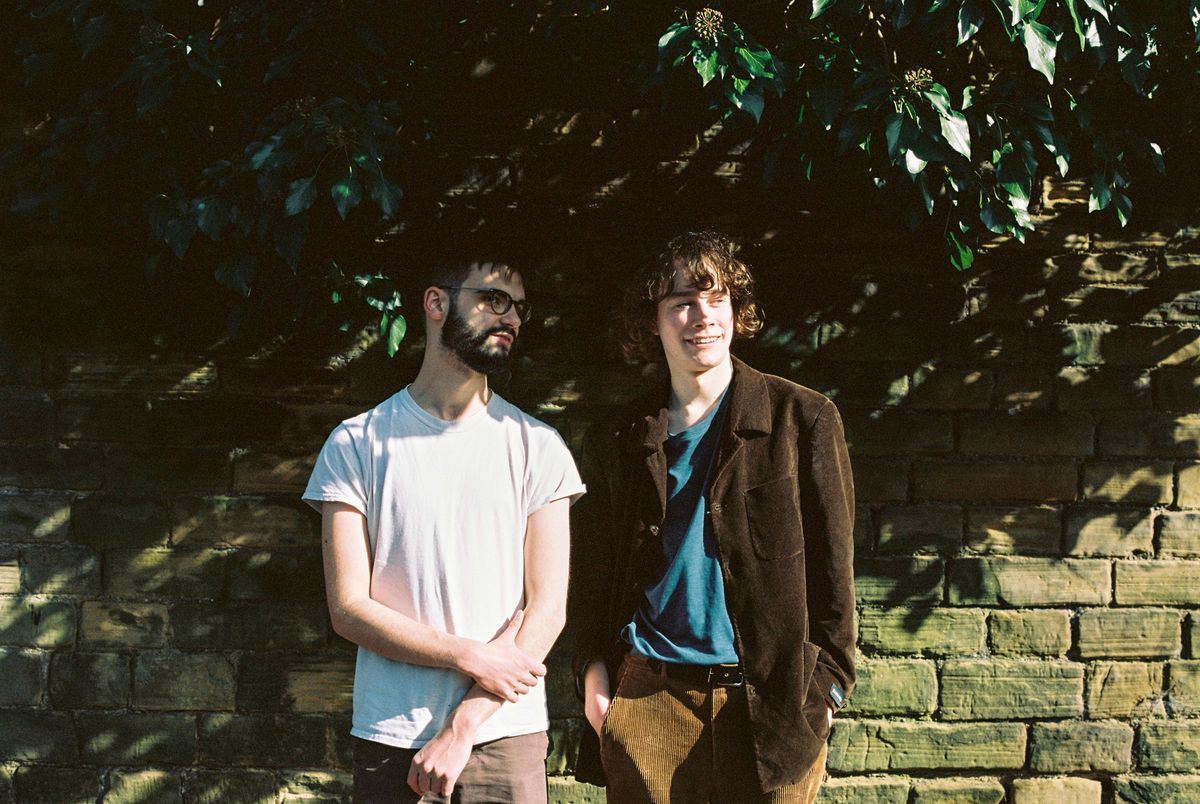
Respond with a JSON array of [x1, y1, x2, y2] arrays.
[[662, 287, 727, 300]]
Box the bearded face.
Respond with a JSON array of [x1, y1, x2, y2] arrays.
[[439, 293, 517, 374]]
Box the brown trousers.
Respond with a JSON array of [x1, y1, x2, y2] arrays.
[[352, 731, 548, 804], [600, 654, 828, 803]]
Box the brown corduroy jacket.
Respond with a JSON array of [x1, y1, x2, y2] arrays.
[[570, 356, 856, 793]]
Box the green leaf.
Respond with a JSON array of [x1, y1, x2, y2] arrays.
[[734, 46, 775, 79], [194, 197, 228, 241], [1083, 0, 1108, 21], [946, 230, 974, 271], [939, 109, 972, 159], [330, 175, 363, 220], [730, 86, 765, 122], [693, 48, 719, 86], [285, 176, 317, 216], [1064, 0, 1086, 48], [905, 149, 927, 174], [163, 217, 196, 260], [922, 85, 952, 116], [214, 251, 258, 297], [383, 314, 407, 357], [811, 0, 837, 19], [1088, 174, 1111, 212], [1113, 191, 1132, 227], [958, 0, 986, 43], [1148, 141, 1165, 173], [274, 214, 308, 268], [1022, 21, 1058, 83], [658, 22, 690, 50], [1011, 0, 1047, 26]]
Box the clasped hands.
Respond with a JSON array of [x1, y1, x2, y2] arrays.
[[408, 610, 543, 799]]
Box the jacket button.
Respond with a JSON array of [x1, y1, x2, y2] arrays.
[[711, 503, 723, 514], [648, 525, 660, 536]]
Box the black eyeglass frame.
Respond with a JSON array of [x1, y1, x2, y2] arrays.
[[437, 285, 532, 323]]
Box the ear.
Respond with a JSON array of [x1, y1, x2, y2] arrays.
[[424, 286, 447, 321]]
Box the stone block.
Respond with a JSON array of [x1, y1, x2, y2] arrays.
[[995, 368, 1053, 411], [1030, 720, 1134, 773], [10, 766, 97, 804], [958, 413, 1093, 457], [1167, 660, 1200, 716], [20, 544, 100, 595], [182, 770, 278, 804], [1115, 560, 1200, 605], [77, 711, 196, 764], [1087, 662, 1165, 718], [940, 659, 1084, 720], [170, 601, 328, 650], [133, 651, 236, 711], [0, 492, 72, 541], [876, 505, 962, 554], [80, 601, 167, 648], [1010, 777, 1102, 804], [817, 776, 910, 803], [0, 444, 103, 489], [828, 720, 1026, 772], [1181, 464, 1200, 508], [278, 770, 353, 802], [1154, 367, 1200, 410], [1161, 512, 1200, 557], [965, 506, 1061, 554], [990, 610, 1072, 656], [105, 770, 181, 804], [1065, 508, 1155, 556], [858, 608, 986, 656], [949, 558, 1111, 606], [0, 648, 43, 705], [232, 448, 317, 493], [70, 495, 169, 549], [1077, 608, 1181, 658], [906, 366, 993, 410], [854, 557, 944, 604], [914, 460, 1078, 503], [237, 654, 354, 713], [104, 548, 224, 598], [547, 777, 608, 804], [547, 718, 584, 776], [0, 711, 78, 761], [1057, 367, 1152, 410], [171, 496, 316, 547], [105, 446, 232, 493], [42, 354, 217, 394], [1136, 720, 1200, 772], [844, 412, 954, 456], [328, 714, 353, 770], [844, 659, 937, 716], [1082, 462, 1173, 504], [852, 457, 910, 502], [199, 714, 328, 767], [0, 596, 76, 646], [1113, 774, 1200, 803], [1099, 413, 1200, 458], [0, 549, 17, 595], [910, 778, 1005, 804], [226, 549, 325, 601]]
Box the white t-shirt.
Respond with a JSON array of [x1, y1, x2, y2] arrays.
[[302, 387, 585, 748]]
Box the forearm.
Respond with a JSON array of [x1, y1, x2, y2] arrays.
[[330, 596, 474, 672]]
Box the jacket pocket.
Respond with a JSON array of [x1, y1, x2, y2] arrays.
[[801, 641, 832, 743], [743, 475, 803, 559]]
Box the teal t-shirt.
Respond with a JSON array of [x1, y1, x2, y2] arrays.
[[622, 390, 739, 664]]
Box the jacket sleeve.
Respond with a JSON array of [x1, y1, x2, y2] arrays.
[[801, 399, 856, 708]]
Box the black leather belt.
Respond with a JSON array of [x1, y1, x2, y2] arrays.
[[645, 658, 744, 687]]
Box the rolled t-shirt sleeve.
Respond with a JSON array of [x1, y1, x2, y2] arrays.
[[302, 423, 369, 516], [527, 429, 586, 514]]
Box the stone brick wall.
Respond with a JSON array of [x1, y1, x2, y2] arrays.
[[1, 172, 1199, 803]]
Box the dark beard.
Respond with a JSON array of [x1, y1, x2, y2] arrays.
[[440, 299, 516, 375]]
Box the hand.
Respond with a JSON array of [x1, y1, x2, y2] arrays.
[[583, 661, 612, 737], [408, 724, 473, 799], [826, 705, 834, 730], [457, 610, 545, 703]]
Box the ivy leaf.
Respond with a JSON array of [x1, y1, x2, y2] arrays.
[[1022, 21, 1058, 83], [939, 109, 971, 159], [730, 86, 766, 122], [1083, 0, 1108, 22], [214, 251, 258, 297], [1117, 45, 1151, 95], [958, 0, 985, 44], [693, 48, 720, 86], [1148, 141, 1165, 173], [735, 46, 775, 79], [811, 0, 837, 19], [1064, 0, 1086, 49], [1088, 174, 1111, 212], [1113, 191, 1132, 226], [194, 197, 228, 241], [330, 175, 363, 220], [658, 21, 690, 50], [285, 176, 317, 216], [946, 229, 974, 271], [382, 313, 407, 357], [905, 149, 927, 174], [1011, 0, 1047, 26], [163, 216, 196, 260]]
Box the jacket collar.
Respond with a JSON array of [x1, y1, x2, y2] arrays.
[[634, 355, 772, 454]]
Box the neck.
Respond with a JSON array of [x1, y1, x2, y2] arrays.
[[666, 357, 733, 432], [408, 343, 491, 421]]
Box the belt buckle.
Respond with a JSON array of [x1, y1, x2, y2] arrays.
[[707, 665, 744, 687]]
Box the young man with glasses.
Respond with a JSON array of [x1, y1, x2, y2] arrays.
[[571, 232, 855, 802], [305, 256, 584, 802]]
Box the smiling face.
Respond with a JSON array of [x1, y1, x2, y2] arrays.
[[438, 262, 526, 375], [654, 264, 735, 378]]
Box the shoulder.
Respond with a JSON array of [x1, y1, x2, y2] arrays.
[[735, 360, 840, 430], [327, 392, 404, 444], [491, 394, 572, 451]]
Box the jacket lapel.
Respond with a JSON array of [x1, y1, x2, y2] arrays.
[[708, 357, 773, 500]]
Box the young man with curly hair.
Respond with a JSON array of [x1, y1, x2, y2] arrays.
[[571, 232, 856, 802]]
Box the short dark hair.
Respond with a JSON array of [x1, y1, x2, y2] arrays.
[[618, 231, 763, 361]]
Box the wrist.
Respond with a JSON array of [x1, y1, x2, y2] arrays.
[[451, 636, 480, 675]]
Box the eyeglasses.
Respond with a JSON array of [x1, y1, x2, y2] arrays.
[[438, 286, 532, 323]]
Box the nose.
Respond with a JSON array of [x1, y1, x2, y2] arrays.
[[500, 304, 522, 330]]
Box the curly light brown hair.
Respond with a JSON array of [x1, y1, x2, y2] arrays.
[[618, 231, 764, 362]]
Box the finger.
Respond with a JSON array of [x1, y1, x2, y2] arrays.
[[531, 662, 547, 677], [407, 761, 421, 796], [502, 609, 525, 636]]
